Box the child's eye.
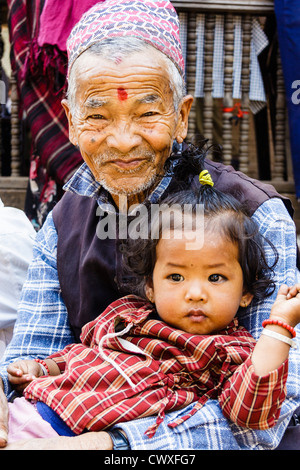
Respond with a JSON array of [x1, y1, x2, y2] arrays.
[[209, 274, 224, 283], [168, 273, 184, 282]]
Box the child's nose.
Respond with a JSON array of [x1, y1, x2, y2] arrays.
[[185, 282, 207, 302]]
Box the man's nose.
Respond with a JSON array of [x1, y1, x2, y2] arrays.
[[106, 120, 142, 154]]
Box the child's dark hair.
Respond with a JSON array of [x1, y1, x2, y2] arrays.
[[119, 146, 278, 304]]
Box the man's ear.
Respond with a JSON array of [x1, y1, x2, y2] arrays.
[[239, 291, 254, 308], [175, 94, 193, 143], [61, 98, 78, 147]]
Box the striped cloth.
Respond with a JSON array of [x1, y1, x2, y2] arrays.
[[23, 295, 287, 437], [7, 0, 83, 184], [192, 14, 269, 113], [7, 0, 83, 225], [0, 162, 299, 449]]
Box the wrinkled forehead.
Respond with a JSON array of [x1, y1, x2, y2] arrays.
[[72, 48, 173, 90]]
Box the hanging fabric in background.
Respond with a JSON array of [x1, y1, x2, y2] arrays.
[[195, 13, 205, 99], [212, 15, 224, 99], [7, 0, 103, 229], [249, 18, 269, 113], [232, 16, 242, 100], [194, 14, 269, 114], [178, 12, 187, 77]]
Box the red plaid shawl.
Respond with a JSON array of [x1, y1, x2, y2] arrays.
[[24, 295, 287, 437], [7, 0, 83, 185]]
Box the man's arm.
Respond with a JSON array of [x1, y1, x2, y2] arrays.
[[3, 199, 299, 450], [1, 431, 114, 450], [0, 212, 75, 396], [0, 211, 115, 449], [114, 198, 300, 450]]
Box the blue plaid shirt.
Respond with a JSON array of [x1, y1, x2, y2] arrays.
[[1, 163, 300, 449]]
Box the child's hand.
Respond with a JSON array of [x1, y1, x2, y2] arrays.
[[270, 284, 300, 327], [7, 360, 42, 391]]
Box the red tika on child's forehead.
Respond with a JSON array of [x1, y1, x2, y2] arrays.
[[117, 88, 128, 101]]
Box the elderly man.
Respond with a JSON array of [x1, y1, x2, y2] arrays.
[[0, 0, 299, 450]]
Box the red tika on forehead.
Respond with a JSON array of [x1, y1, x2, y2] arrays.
[[66, 0, 185, 78], [117, 88, 128, 101]]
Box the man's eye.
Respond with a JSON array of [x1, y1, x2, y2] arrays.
[[141, 111, 158, 117], [88, 114, 105, 120], [168, 273, 184, 282]]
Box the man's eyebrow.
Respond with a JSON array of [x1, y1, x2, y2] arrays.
[[84, 98, 108, 108], [137, 94, 160, 104]]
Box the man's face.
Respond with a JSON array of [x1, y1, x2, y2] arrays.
[[62, 49, 192, 203]]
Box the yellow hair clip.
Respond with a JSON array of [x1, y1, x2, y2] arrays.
[[199, 170, 214, 187]]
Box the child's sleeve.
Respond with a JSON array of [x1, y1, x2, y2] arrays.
[[47, 344, 76, 373], [219, 356, 288, 429]]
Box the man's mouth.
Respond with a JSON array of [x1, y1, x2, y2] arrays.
[[110, 158, 147, 170]]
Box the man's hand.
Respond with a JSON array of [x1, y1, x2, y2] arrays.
[[1, 431, 114, 450], [0, 381, 8, 448]]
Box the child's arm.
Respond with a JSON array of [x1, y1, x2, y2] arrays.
[[251, 284, 300, 376], [219, 284, 299, 429], [7, 358, 60, 391]]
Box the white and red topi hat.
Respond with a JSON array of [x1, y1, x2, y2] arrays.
[[66, 0, 184, 77]]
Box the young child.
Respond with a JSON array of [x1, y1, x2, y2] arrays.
[[5, 166, 300, 444]]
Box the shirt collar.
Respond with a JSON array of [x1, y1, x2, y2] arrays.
[[63, 161, 175, 212]]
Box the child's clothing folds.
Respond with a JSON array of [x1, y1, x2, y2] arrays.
[[24, 295, 288, 437]]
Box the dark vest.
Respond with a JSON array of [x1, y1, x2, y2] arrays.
[[52, 159, 296, 341]]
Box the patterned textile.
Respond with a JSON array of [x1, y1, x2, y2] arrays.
[[66, 0, 185, 77], [7, 0, 83, 226], [23, 295, 287, 437], [38, 0, 102, 52], [194, 14, 269, 114], [0, 161, 299, 449]]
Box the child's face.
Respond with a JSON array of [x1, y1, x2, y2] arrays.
[[145, 230, 253, 335]]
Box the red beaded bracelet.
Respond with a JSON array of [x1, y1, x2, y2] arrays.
[[262, 319, 296, 338], [34, 358, 50, 376]]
